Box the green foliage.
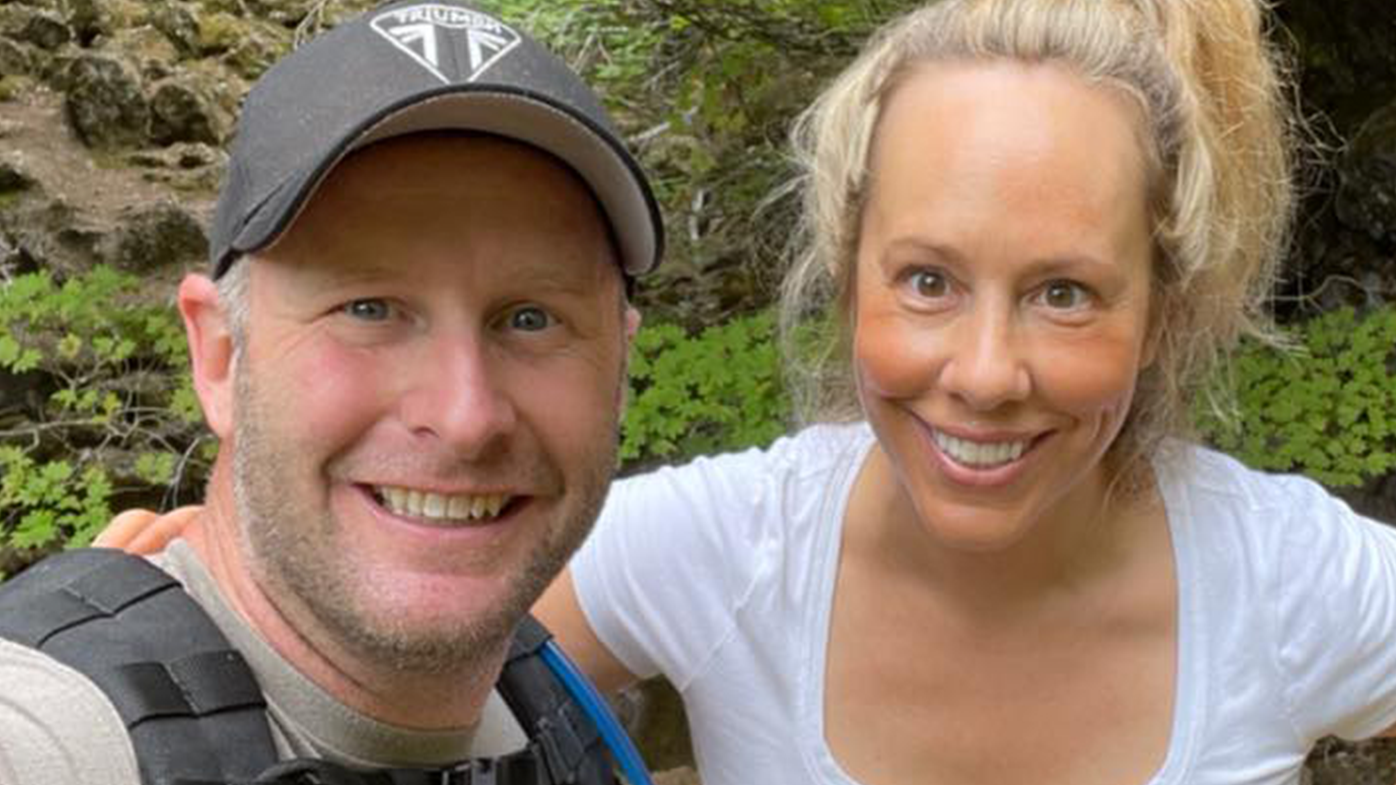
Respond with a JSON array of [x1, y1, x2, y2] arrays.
[[622, 311, 788, 468], [1198, 306, 1396, 487], [0, 267, 205, 566], [483, 0, 926, 326]]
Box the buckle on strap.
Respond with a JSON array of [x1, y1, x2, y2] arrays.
[[415, 760, 495, 785]]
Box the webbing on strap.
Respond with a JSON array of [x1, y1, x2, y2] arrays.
[[0, 552, 622, 785], [0, 549, 279, 785]]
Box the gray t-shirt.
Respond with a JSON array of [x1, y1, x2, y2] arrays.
[[0, 539, 525, 785]]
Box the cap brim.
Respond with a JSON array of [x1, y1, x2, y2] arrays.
[[223, 89, 661, 276]]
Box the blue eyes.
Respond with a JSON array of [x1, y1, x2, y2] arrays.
[[507, 305, 554, 332], [340, 299, 557, 333], [344, 299, 391, 321]]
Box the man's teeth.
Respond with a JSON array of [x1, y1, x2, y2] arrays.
[[377, 486, 508, 522], [933, 431, 1028, 468]]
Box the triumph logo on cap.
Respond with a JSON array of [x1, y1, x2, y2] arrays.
[[370, 4, 522, 84]]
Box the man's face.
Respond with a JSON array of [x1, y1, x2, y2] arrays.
[[223, 135, 631, 671]]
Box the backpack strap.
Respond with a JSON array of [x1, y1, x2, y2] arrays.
[[0, 551, 625, 785], [0, 549, 278, 785], [497, 618, 615, 785]]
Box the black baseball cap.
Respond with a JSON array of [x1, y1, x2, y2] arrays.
[[209, 0, 663, 278]]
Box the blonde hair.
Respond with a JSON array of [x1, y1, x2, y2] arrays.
[[780, 0, 1296, 477]]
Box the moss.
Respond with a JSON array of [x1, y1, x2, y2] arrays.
[[196, 12, 246, 55], [219, 19, 290, 81], [0, 75, 35, 102], [102, 0, 150, 30]]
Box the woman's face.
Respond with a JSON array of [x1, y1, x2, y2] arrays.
[[853, 60, 1156, 552]]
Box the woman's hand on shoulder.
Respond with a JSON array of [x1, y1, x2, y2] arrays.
[[92, 505, 202, 554]]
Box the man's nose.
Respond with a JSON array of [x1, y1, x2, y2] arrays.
[[399, 335, 517, 456], [937, 304, 1032, 411]]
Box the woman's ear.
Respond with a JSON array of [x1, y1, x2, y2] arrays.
[[178, 274, 236, 439]]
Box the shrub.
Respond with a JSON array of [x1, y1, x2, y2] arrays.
[[621, 310, 789, 470], [0, 267, 204, 574], [1198, 306, 1396, 487]]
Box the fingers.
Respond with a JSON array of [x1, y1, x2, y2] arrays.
[[93, 508, 161, 549], [93, 505, 203, 554]]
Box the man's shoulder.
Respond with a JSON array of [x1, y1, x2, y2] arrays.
[[0, 549, 279, 783], [0, 636, 141, 785]]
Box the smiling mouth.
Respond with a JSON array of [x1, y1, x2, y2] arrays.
[[369, 485, 514, 525], [932, 430, 1036, 469]]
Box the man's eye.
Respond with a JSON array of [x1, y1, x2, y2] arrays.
[[343, 299, 392, 321], [508, 305, 555, 332], [1040, 281, 1090, 310], [909, 269, 949, 299]]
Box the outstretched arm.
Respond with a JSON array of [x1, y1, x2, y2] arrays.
[[533, 566, 640, 694]]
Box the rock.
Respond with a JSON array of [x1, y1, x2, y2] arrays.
[[0, 155, 35, 193], [109, 200, 206, 273], [224, 33, 284, 80], [1337, 99, 1396, 244], [65, 0, 109, 47], [150, 1, 198, 58], [1305, 737, 1396, 785], [196, 14, 289, 80], [0, 197, 102, 276], [62, 53, 148, 149], [129, 142, 226, 192], [149, 79, 221, 146], [128, 141, 224, 171], [0, 37, 33, 77], [196, 11, 244, 55], [16, 8, 68, 50]]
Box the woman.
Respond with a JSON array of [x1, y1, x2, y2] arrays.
[[102, 1, 1396, 783]]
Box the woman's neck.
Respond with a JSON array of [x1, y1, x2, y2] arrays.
[[844, 445, 1165, 623]]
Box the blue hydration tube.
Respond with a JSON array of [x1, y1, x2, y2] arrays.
[[538, 639, 656, 785]]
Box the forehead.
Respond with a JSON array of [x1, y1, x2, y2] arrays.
[[862, 60, 1150, 245], [870, 59, 1148, 199], [260, 134, 620, 289]]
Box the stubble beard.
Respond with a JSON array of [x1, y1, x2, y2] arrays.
[[229, 367, 617, 676]]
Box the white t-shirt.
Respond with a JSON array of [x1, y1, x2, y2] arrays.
[[572, 422, 1396, 785]]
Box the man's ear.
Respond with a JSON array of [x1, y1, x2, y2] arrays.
[[178, 274, 236, 439], [616, 305, 642, 419]]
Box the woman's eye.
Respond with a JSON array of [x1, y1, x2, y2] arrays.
[[1040, 281, 1090, 310], [508, 305, 555, 332], [908, 269, 949, 299], [343, 299, 392, 321]]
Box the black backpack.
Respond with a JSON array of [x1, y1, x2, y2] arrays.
[[0, 548, 621, 785]]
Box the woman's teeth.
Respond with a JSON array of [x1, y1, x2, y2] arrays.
[[933, 431, 1028, 468], [375, 486, 508, 522]]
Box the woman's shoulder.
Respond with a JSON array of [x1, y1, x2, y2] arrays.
[[1158, 442, 1348, 518], [1157, 442, 1394, 569]]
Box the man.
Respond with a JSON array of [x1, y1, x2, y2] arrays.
[[0, 1, 662, 783]]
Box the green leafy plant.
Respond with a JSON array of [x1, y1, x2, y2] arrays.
[[0, 267, 206, 573], [1198, 306, 1396, 487], [621, 310, 789, 468]]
